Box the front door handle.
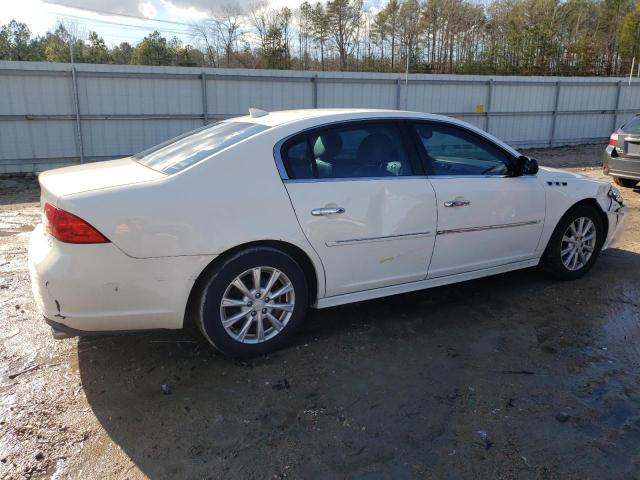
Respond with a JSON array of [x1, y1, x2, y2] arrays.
[[311, 207, 346, 216], [444, 199, 471, 207]]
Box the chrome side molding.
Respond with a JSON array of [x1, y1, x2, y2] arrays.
[[437, 219, 541, 235], [326, 231, 433, 247]]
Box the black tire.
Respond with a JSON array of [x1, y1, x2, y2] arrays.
[[540, 204, 605, 280], [613, 177, 638, 188], [196, 247, 309, 358]]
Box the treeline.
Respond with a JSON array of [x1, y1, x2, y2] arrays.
[[2, 0, 640, 76], [0, 22, 202, 66]]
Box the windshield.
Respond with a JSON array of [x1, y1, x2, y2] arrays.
[[621, 116, 640, 134], [135, 121, 270, 174]]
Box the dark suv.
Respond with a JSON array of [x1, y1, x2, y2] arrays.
[[604, 115, 640, 188]]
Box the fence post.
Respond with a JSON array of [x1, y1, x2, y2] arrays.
[[485, 79, 494, 134], [396, 78, 401, 110], [549, 81, 561, 147], [312, 75, 318, 108], [201, 71, 208, 125], [612, 80, 623, 132], [70, 66, 84, 164]]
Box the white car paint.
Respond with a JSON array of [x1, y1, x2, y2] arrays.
[[28, 109, 628, 335], [427, 175, 546, 278], [28, 225, 212, 331], [285, 178, 437, 296]]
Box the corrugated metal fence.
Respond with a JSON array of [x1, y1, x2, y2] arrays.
[[2, 60, 640, 173]]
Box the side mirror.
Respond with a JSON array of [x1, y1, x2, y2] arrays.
[[516, 155, 539, 175]]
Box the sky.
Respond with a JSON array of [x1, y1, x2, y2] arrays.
[[0, 0, 323, 47]]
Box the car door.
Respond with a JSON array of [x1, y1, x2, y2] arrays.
[[279, 120, 437, 297], [409, 121, 546, 278]]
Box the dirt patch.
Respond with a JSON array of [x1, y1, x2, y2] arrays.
[[1, 151, 639, 479], [521, 143, 606, 168]]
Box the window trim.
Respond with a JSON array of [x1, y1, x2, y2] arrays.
[[407, 120, 518, 178], [274, 119, 425, 181]]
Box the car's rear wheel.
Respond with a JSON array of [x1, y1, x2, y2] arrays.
[[540, 204, 604, 280], [613, 177, 638, 188], [196, 247, 309, 357]]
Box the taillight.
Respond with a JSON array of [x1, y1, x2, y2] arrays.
[[609, 132, 619, 146], [44, 203, 109, 244]]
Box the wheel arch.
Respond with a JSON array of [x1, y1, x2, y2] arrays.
[[544, 197, 609, 256], [568, 198, 609, 241], [183, 240, 321, 330]]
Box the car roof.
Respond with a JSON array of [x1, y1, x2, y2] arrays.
[[233, 108, 450, 127], [230, 108, 520, 157]]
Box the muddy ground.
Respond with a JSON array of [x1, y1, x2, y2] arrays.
[[1, 144, 639, 479]]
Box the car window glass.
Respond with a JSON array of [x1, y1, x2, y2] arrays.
[[283, 123, 412, 179], [135, 121, 269, 174], [285, 138, 314, 179], [413, 123, 509, 176], [621, 116, 640, 134]]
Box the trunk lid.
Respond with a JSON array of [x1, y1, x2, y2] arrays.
[[39, 158, 165, 205], [620, 132, 640, 159]]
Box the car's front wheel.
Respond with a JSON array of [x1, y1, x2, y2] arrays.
[[195, 247, 309, 357], [540, 204, 605, 280], [613, 177, 638, 188]]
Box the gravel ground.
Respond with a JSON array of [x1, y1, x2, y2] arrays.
[[1, 144, 640, 479], [520, 143, 606, 168]]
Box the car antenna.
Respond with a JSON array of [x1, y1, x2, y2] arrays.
[[249, 108, 269, 118]]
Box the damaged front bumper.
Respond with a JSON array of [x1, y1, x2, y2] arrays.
[[603, 206, 629, 250]]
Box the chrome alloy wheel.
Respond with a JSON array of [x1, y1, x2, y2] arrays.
[[561, 217, 596, 271], [220, 267, 295, 344]]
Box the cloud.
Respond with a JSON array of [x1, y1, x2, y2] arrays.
[[164, 0, 267, 13], [42, 0, 299, 17], [42, 0, 149, 16]]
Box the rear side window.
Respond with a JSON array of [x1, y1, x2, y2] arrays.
[[621, 115, 640, 134], [282, 123, 413, 179], [135, 121, 269, 174]]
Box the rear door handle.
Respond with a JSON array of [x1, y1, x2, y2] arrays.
[[311, 207, 346, 216], [444, 199, 471, 207]]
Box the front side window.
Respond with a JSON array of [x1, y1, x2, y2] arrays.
[[412, 123, 510, 176], [282, 123, 413, 179], [136, 121, 269, 174]]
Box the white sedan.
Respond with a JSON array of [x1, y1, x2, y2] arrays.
[[29, 109, 628, 357]]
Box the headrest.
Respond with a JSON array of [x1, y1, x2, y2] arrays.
[[313, 133, 343, 159], [357, 133, 394, 165]]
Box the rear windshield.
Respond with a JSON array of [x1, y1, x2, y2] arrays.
[[621, 116, 640, 134], [134, 121, 269, 174]]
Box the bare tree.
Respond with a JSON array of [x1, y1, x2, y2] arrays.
[[213, 3, 245, 67], [247, 0, 271, 55], [191, 20, 219, 67], [191, 2, 245, 68]]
